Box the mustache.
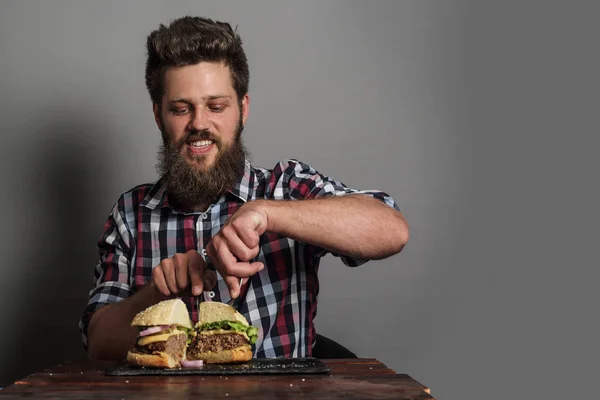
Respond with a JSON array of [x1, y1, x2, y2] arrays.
[[176, 130, 221, 150]]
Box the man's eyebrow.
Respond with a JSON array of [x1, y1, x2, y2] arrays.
[[167, 95, 232, 103], [205, 95, 232, 101]]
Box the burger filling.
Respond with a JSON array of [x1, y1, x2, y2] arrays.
[[131, 327, 190, 357], [188, 333, 248, 355], [186, 321, 258, 358]]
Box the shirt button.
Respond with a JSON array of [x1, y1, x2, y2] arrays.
[[208, 291, 215, 298], [201, 212, 208, 220], [201, 249, 207, 256]]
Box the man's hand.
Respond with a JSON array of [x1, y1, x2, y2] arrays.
[[206, 202, 267, 299], [151, 249, 216, 297], [88, 249, 216, 361]]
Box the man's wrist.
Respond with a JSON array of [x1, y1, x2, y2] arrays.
[[252, 199, 284, 233]]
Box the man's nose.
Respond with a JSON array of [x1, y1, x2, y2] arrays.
[[189, 109, 210, 131]]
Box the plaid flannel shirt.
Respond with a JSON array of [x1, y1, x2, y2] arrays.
[[79, 159, 399, 358]]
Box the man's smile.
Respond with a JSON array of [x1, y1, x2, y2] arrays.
[[188, 139, 215, 155]]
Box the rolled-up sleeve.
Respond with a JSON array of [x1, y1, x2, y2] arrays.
[[78, 203, 133, 351], [281, 159, 400, 266]]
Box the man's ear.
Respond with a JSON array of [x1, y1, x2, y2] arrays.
[[153, 103, 162, 130], [241, 94, 249, 126]]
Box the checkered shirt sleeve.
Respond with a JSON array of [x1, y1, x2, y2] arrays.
[[78, 202, 133, 351], [282, 159, 400, 266]]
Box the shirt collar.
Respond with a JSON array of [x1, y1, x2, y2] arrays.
[[140, 159, 254, 211], [228, 158, 254, 203]]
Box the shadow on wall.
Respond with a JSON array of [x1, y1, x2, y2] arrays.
[[0, 114, 111, 386]]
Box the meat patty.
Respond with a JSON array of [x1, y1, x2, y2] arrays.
[[188, 333, 247, 356], [135, 332, 188, 355]]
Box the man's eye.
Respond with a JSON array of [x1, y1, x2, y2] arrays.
[[171, 108, 189, 115], [209, 105, 225, 112]]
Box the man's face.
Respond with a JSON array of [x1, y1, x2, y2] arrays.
[[154, 62, 249, 209], [155, 61, 249, 170]]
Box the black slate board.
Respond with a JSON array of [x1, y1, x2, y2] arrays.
[[106, 357, 330, 376]]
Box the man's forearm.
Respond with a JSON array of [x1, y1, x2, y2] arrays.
[[87, 284, 167, 361], [259, 194, 409, 260]]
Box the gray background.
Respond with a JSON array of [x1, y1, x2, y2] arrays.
[[0, 1, 598, 399]]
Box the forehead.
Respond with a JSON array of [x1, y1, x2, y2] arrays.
[[162, 62, 235, 100]]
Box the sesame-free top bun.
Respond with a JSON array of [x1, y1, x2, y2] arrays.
[[131, 298, 192, 329], [197, 302, 249, 327]]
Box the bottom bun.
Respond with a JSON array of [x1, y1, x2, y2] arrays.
[[187, 345, 252, 364], [126, 350, 182, 368]]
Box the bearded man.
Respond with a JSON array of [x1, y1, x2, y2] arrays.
[[80, 16, 409, 361]]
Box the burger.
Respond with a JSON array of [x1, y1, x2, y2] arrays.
[[186, 302, 258, 364], [126, 298, 194, 368]]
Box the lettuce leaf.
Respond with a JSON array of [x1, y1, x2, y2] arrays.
[[246, 326, 258, 344]]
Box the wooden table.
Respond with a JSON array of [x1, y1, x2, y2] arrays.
[[0, 358, 434, 399]]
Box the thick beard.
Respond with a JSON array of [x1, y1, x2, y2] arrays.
[[156, 120, 247, 210]]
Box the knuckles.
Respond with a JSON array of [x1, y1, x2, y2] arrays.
[[238, 247, 256, 262], [221, 224, 236, 241], [153, 253, 197, 296], [230, 217, 246, 231], [160, 258, 173, 272], [172, 253, 186, 268]]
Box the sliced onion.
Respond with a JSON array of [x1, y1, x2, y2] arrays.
[[139, 325, 171, 337], [181, 359, 204, 368]]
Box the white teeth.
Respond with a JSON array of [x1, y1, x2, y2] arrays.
[[190, 140, 213, 148]]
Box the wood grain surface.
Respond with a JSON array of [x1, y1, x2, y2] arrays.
[[0, 358, 434, 399]]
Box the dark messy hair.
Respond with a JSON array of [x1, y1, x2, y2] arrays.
[[145, 16, 249, 105]]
